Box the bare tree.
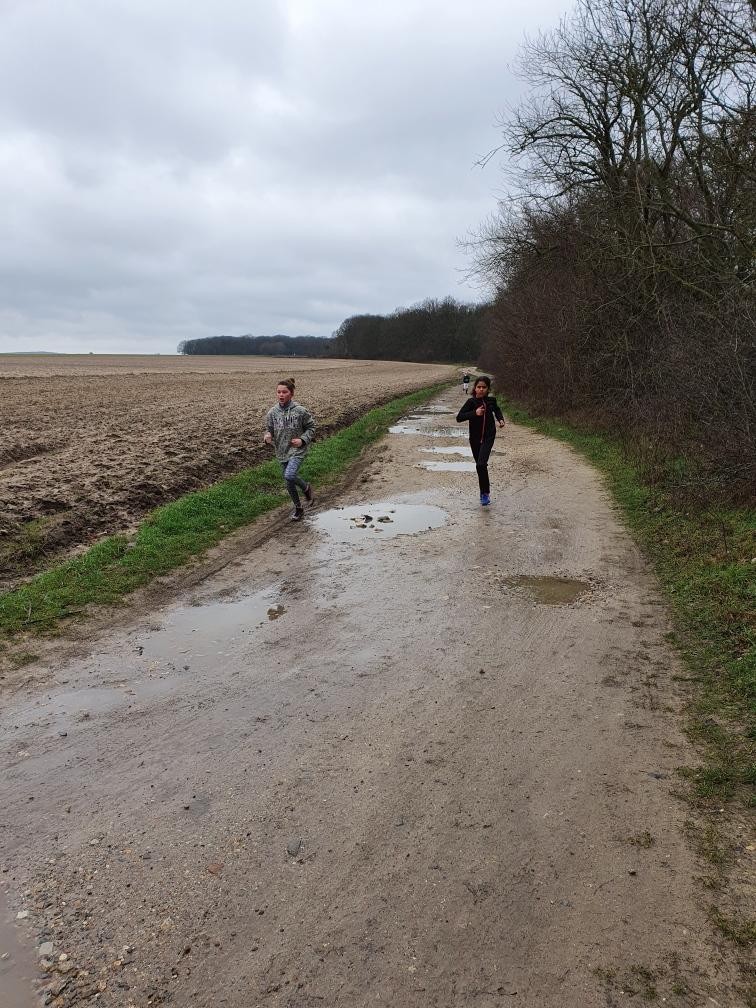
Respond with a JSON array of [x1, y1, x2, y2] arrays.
[[472, 0, 755, 498]]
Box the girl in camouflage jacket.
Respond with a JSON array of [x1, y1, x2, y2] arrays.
[[264, 378, 316, 521]]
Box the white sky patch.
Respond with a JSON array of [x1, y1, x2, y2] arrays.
[[0, 0, 568, 353]]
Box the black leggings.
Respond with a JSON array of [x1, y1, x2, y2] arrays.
[[470, 436, 494, 494]]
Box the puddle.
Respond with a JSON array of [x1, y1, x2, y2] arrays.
[[314, 502, 448, 542], [503, 576, 591, 606], [419, 446, 470, 456], [389, 425, 466, 438], [420, 461, 476, 472], [1, 585, 288, 738], [0, 888, 38, 1008], [154, 585, 282, 649], [5, 682, 138, 736], [413, 406, 455, 415]]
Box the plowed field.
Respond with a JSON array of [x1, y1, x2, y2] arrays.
[[0, 355, 455, 591]]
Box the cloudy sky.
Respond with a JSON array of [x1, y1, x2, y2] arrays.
[[1, 0, 568, 354]]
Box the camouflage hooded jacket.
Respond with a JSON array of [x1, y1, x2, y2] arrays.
[[264, 401, 316, 462]]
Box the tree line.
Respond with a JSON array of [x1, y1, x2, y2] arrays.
[[330, 299, 485, 362], [473, 0, 754, 499], [178, 298, 486, 364], [178, 334, 334, 357]]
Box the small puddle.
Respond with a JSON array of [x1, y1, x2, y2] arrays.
[[419, 446, 470, 456], [154, 585, 282, 649], [314, 502, 448, 542], [6, 683, 136, 736], [0, 888, 38, 1008], [503, 576, 591, 606], [420, 461, 476, 472], [389, 425, 466, 438]]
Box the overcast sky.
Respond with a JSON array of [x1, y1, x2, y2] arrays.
[[0, 0, 569, 354]]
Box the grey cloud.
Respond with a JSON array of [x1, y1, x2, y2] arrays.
[[0, 0, 568, 353]]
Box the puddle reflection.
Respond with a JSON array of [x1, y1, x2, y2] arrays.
[[389, 425, 466, 438], [503, 575, 591, 606], [0, 585, 287, 738], [155, 585, 281, 648], [420, 461, 476, 472], [0, 888, 37, 1008], [314, 501, 448, 542], [419, 446, 470, 456]]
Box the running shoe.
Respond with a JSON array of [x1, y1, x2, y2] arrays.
[[304, 483, 315, 506], [480, 493, 491, 506], [291, 507, 305, 521]]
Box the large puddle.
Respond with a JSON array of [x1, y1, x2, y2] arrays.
[[150, 584, 283, 655], [419, 461, 476, 472], [503, 576, 591, 606], [419, 446, 470, 456], [314, 502, 448, 542], [389, 425, 466, 438], [2, 585, 289, 737], [0, 888, 38, 1008]]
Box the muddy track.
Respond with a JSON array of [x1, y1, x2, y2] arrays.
[[0, 389, 750, 1008]]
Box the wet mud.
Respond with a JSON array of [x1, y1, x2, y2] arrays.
[[0, 887, 38, 1008], [0, 387, 746, 1007]]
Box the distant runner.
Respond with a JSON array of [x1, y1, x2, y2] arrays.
[[456, 375, 505, 507], [462, 372, 471, 395], [264, 378, 316, 522]]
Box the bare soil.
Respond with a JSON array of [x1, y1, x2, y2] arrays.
[[0, 389, 750, 1008], [0, 356, 455, 591]]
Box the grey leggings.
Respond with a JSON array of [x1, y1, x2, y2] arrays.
[[281, 456, 308, 507]]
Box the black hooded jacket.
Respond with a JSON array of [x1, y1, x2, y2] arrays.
[[456, 395, 504, 444]]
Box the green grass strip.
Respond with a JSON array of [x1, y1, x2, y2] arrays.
[[0, 385, 446, 638], [501, 400, 755, 806]]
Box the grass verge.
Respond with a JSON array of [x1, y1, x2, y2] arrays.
[[0, 385, 445, 640], [501, 400, 754, 809]]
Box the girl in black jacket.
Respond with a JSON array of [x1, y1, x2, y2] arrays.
[[456, 375, 505, 506]]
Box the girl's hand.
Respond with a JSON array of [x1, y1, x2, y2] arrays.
[[498, 419, 505, 429], [291, 437, 303, 447], [476, 404, 485, 416]]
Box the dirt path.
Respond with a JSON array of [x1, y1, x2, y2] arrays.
[[0, 390, 744, 1007]]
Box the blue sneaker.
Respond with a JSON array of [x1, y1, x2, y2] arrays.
[[480, 493, 491, 506]]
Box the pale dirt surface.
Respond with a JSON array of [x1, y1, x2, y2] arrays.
[[0, 389, 751, 1008], [0, 355, 455, 591]]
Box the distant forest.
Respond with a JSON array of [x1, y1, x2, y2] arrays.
[[330, 298, 485, 362], [177, 297, 485, 363], [178, 334, 333, 357]]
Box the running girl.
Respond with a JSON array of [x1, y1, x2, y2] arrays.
[[264, 378, 316, 521], [456, 375, 505, 506]]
